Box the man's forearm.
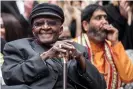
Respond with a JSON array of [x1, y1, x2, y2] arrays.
[[76, 55, 86, 72]]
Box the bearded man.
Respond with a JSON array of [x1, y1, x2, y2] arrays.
[[74, 4, 133, 89]]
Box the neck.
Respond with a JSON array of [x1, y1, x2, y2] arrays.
[[88, 36, 104, 53], [36, 39, 53, 49]]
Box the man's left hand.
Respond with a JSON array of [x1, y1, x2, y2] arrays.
[[103, 24, 119, 46]]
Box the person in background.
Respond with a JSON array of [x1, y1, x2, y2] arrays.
[[1, 0, 38, 37], [0, 20, 6, 86], [2, 3, 106, 89], [0, 12, 25, 86], [104, 1, 133, 88], [104, 0, 133, 49], [68, 1, 82, 38], [1, 13, 24, 42], [57, 1, 82, 39], [74, 4, 133, 89], [96, 0, 110, 6], [0, 16, 6, 41]]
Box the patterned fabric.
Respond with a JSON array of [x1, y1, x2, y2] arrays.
[[73, 33, 121, 89], [0, 53, 5, 85], [0, 53, 4, 64]]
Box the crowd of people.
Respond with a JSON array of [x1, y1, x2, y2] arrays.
[[0, 0, 133, 89]]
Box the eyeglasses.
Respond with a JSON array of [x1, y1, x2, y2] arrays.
[[33, 19, 61, 28]]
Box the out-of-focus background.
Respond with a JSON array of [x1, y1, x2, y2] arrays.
[[0, 0, 133, 89]]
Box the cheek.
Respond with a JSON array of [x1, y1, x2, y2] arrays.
[[54, 30, 61, 36], [0, 28, 6, 38], [91, 21, 101, 30], [59, 29, 63, 35], [32, 28, 39, 33], [32, 28, 35, 32], [53, 27, 62, 35], [0, 28, 5, 34]]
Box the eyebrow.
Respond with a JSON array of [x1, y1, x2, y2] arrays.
[[34, 19, 61, 22], [95, 14, 107, 17]]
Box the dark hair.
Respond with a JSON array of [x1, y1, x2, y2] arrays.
[[81, 4, 106, 22], [0, 38, 6, 54], [81, 4, 107, 33], [1, 13, 24, 42]]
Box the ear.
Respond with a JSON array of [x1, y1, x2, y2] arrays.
[[59, 26, 63, 35], [32, 29, 36, 36], [32, 27, 35, 33], [82, 21, 89, 32]]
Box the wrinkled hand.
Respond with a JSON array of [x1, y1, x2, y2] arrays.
[[102, 24, 119, 46], [40, 40, 86, 71], [41, 40, 82, 61]]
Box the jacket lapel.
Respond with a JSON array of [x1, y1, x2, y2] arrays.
[[30, 40, 58, 72]]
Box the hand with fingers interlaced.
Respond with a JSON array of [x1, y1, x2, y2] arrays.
[[40, 40, 86, 71]]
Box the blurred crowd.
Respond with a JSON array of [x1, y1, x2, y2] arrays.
[[0, 0, 133, 89]]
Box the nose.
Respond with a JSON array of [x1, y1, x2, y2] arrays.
[[42, 22, 50, 29], [101, 17, 108, 25]]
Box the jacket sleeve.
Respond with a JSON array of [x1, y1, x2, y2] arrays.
[[77, 49, 106, 89], [112, 42, 133, 83], [2, 43, 49, 85]]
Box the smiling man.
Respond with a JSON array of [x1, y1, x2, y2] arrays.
[[2, 3, 106, 89], [32, 17, 62, 44]]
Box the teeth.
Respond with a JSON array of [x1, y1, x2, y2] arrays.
[[40, 30, 52, 34], [40, 33, 52, 37], [40, 32, 52, 34]]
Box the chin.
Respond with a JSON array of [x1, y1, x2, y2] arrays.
[[39, 38, 57, 44], [96, 39, 105, 43], [95, 36, 106, 42], [40, 40, 54, 44]]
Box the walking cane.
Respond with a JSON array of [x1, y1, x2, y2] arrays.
[[62, 56, 67, 89], [59, 44, 67, 89]]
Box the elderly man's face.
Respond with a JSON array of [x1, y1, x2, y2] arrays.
[[32, 17, 63, 44], [87, 9, 109, 42]]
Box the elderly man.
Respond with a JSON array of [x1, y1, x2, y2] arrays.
[[2, 3, 106, 89], [74, 4, 133, 89]]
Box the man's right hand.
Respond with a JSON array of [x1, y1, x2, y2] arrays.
[[40, 40, 75, 60], [40, 40, 86, 71]]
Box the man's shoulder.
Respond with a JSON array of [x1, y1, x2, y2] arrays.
[[7, 38, 34, 44], [73, 42, 88, 53], [5, 38, 35, 48], [73, 42, 85, 47]]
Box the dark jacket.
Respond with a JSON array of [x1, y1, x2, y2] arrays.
[[2, 38, 106, 89]]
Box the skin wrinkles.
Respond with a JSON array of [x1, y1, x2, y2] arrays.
[[32, 17, 63, 44]]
